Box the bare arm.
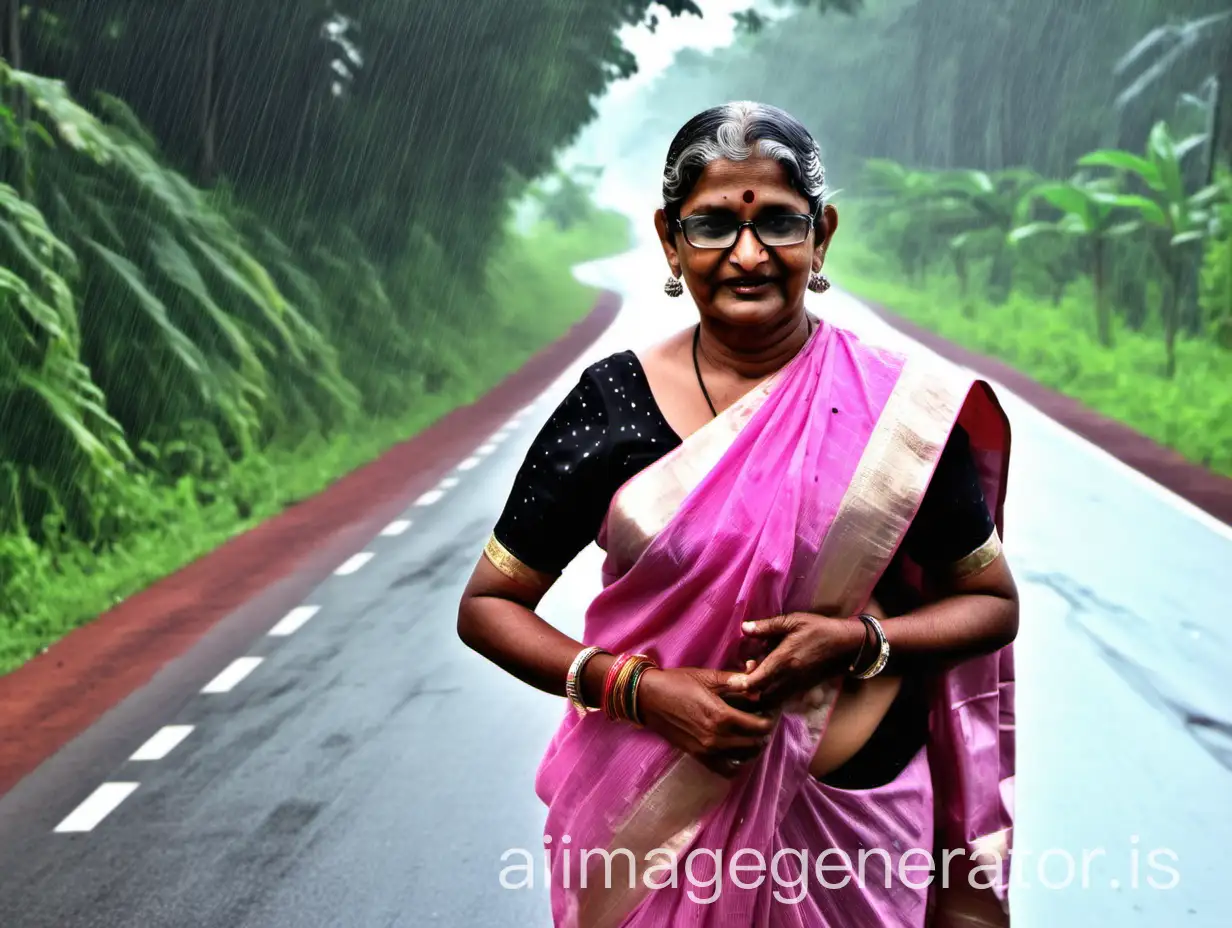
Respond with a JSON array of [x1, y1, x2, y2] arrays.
[[734, 542, 1018, 704], [457, 557, 617, 707], [457, 551, 775, 776], [875, 548, 1018, 675]]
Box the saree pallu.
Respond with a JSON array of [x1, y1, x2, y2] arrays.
[[534, 318, 1014, 927]]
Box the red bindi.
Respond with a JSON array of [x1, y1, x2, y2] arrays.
[[743, 190, 755, 203]]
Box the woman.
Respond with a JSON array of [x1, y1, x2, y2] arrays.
[[457, 102, 1017, 927]]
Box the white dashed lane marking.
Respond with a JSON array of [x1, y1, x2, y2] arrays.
[[201, 657, 264, 694], [130, 725, 193, 762], [334, 552, 374, 575], [415, 489, 445, 507], [269, 605, 320, 636], [51, 396, 552, 833], [54, 783, 140, 833]]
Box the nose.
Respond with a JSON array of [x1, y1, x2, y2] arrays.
[[729, 224, 765, 270]]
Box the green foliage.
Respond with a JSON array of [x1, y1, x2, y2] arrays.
[[528, 165, 605, 232], [831, 201, 1232, 479], [0, 203, 633, 675], [25, 0, 700, 263], [1199, 166, 1232, 346], [0, 61, 364, 546], [1075, 121, 1225, 374]]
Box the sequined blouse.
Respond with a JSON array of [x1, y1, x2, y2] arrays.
[[493, 350, 995, 578]]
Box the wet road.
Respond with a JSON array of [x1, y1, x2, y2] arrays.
[[0, 223, 1229, 926]]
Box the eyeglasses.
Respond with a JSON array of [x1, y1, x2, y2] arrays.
[[677, 212, 815, 249]]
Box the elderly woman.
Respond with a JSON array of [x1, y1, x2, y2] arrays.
[[458, 102, 1017, 927]]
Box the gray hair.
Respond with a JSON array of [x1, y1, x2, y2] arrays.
[[661, 102, 827, 227]]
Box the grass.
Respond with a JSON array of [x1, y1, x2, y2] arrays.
[[827, 204, 1232, 479], [0, 208, 632, 676]]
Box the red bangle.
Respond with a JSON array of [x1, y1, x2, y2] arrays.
[[602, 653, 636, 719]]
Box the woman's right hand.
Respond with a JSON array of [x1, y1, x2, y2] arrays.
[[635, 667, 777, 777]]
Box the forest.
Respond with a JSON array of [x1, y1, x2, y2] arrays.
[[0, 0, 704, 673], [636, 0, 1232, 476]]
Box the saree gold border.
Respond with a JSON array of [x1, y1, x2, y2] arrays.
[[792, 358, 969, 752], [483, 534, 556, 590], [809, 356, 968, 617], [572, 755, 728, 928], [603, 370, 783, 571], [569, 374, 787, 926]]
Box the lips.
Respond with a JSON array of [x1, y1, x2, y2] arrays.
[[724, 276, 774, 291]]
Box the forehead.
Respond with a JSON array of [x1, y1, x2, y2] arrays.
[[683, 157, 806, 209]]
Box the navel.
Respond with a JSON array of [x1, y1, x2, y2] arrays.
[[743, 190, 755, 203]]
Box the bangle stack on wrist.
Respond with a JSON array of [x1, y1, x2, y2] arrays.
[[601, 653, 658, 725], [847, 613, 890, 679]]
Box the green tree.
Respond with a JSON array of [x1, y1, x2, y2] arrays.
[[1080, 121, 1226, 375], [1011, 175, 1161, 346]]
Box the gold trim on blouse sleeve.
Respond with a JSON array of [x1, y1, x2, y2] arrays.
[[949, 528, 1003, 581], [483, 533, 556, 589]]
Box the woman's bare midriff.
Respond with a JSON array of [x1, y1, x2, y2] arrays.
[[808, 595, 903, 779], [809, 675, 903, 778]]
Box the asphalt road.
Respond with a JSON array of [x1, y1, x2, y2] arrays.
[[0, 230, 1229, 927]]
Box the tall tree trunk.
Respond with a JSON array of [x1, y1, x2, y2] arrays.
[[1163, 257, 1180, 379], [910, 32, 929, 165], [909, 0, 941, 167], [3, 0, 30, 197], [199, 2, 222, 184], [1093, 237, 1111, 347], [7, 0, 19, 70]]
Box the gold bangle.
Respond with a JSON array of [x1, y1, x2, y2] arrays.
[[612, 656, 643, 720], [606, 654, 655, 723], [628, 661, 655, 725], [483, 534, 555, 589]]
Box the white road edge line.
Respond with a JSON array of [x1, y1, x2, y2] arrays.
[[269, 605, 320, 636], [475, 443, 497, 456], [415, 489, 445, 507], [130, 725, 193, 762], [380, 518, 412, 535], [202, 656, 263, 694], [54, 782, 139, 833], [334, 552, 374, 575], [489, 431, 510, 444], [439, 476, 459, 491], [456, 457, 481, 472]]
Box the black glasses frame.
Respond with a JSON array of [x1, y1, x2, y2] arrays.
[[676, 212, 817, 249]]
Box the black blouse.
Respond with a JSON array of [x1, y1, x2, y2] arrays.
[[494, 350, 994, 578]]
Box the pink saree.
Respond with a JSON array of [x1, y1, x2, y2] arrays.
[[534, 318, 1014, 927]]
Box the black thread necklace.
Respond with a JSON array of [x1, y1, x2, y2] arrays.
[[693, 315, 815, 419]]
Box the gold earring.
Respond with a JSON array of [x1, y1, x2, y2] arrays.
[[807, 272, 830, 293]]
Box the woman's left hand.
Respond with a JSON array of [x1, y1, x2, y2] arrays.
[[729, 612, 864, 706]]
